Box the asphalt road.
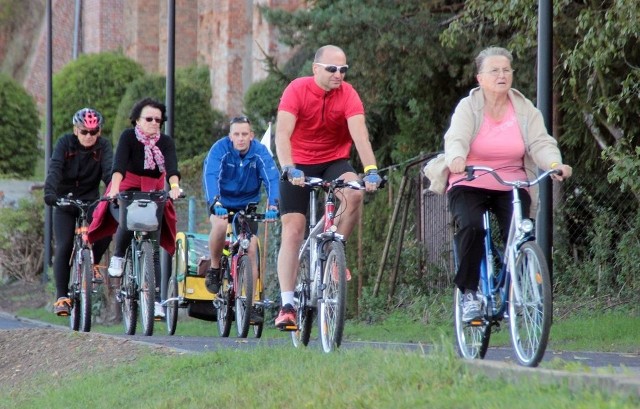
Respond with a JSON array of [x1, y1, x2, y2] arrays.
[[2, 311, 638, 373]]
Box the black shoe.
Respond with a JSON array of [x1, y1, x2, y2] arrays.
[[205, 267, 221, 294]]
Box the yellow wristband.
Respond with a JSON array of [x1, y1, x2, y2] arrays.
[[364, 165, 378, 173], [170, 183, 179, 189], [550, 162, 559, 169]]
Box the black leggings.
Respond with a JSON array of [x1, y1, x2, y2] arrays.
[[447, 186, 531, 293], [53, 205, 111, 299]]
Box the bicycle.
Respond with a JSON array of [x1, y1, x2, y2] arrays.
[[56, 195, 106, 332], [452, 165, 561, 367], [215, 203, 276, 338], [289, 177, 377, 353], [116, 190, 170, 337]]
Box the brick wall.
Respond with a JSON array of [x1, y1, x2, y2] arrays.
[[21, 0, 303, 115]]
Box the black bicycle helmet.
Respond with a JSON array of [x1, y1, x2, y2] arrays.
[[72, 108, 104, 130]]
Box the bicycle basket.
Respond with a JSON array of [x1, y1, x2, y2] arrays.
[[117, 191, 167, 232]]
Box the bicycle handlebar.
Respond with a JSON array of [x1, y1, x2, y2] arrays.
[[304, 176, 387, 190], [458, 166, 562, 188]]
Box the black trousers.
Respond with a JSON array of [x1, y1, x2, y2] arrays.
[[447, 186, 531, 293], [53, 205, 111, 299]]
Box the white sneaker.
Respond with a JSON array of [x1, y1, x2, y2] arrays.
[[462, 292, 482, 322], [108, 256, 125, 277], [154, 301, 165, 319]]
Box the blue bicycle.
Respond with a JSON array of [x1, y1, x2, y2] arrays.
[[452, 166, 560, 367]]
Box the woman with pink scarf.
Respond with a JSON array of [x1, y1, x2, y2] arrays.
[[88, 97, 181, 317]]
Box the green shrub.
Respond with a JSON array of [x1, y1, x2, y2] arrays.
[[243, 74, 288, 129], [112, 66, 225, 161], [0, 192, 44, 282], [52, 52, 145, 140], [0, 73, 40, 177]]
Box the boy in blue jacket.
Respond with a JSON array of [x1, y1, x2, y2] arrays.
[[202, 116, 279, 313]]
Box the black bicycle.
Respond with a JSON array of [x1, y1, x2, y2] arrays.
[[56, 196, 106, 332], [116, 190, 169, 336]]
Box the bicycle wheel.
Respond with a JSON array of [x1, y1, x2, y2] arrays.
[[509, 241, 552, 367], [166, 272, 178, 335], [318, 241, 347, 353], [139, 241, 155, 336], [216, 261, 233, 337], [121, 252, 137, 335], [252, 308, 264, 338], [78, 249, 93, 332], [453, 287, 490, 360], [292, 249, 313, 348], [234, 255, 253, 338], [69, 251, 81, 331]]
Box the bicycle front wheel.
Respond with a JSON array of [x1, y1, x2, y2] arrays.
[[509, 241, 552, 367], [121, 253, 137, 335], [166, 272, 178, 335], [235, 255, 253, 338], [453, 287, 490, 360], [216, 262, 233, 337], [78, 249, 93, 332], [292, 249, 313, 348], [139, 241, 156, 336], [318, 241, 347, 353]]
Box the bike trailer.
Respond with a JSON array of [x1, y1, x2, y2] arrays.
[[173, 232, 217, 320]]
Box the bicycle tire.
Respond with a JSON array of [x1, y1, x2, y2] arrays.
[[139, 241, 155, 336], [166, 272, 178, 335], [234, 255, 253, 338], [453, 287, 490, 360], [122, 252, 137, 335], [78, 249, 93, 332], [252, 312, 264, 338], [508, 241, 552, 367], [318, 241, 347, 353], [292, 249, 313, 348], [216, 259, 233, 337], [69, 248, 81, 332]]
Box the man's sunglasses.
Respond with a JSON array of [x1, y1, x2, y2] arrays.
[[78, 129, 100, 136], [143, 117, 163, 124], [315, 63, 349, 74], [230, 116, 250, 125]]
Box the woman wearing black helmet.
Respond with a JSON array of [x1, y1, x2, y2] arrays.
[[44, 107, 113, 316]]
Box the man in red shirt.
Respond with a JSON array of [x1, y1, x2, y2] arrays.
[[274, 44, 382, 329]]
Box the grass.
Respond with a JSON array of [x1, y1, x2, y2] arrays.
[[2, 345, 638, 409]]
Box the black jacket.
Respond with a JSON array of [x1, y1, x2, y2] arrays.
[[44, 133, 113, 204]]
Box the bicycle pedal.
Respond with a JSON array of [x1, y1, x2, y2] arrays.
[[469, 319, 484, 326], [277, 324, 298, 332]]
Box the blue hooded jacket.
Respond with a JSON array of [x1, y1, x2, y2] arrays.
[[202, 136, 280, 210]]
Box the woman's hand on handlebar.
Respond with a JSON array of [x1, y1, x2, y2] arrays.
[[449, 157, 466, 174], [551, 164, 572, 181]]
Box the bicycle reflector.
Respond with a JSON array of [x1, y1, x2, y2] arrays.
[[519, 219, 534, 233]]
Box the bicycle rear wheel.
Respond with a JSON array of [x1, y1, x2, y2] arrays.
[[318, 241, 346, 353], [509, 241, 552, 367], [121, 252, 137, 335], [78, 249, 93, 332], [292, 250, 313, 348], [453, 287, 490, 360], [235, 255, 253, 338], [139, 241, 155, 336]]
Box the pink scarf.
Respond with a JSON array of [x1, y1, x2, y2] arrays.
[[134, 125, 165, 173]]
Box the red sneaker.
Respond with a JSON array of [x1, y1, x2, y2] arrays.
[[331, 264, 352, 282], [275, 304, 296, 330]]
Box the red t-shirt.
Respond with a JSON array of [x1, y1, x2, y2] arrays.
[[278, 76, 365, 164]]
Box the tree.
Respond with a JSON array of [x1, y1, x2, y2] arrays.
[[0, 73, 40, 177], [52, 52, 145, 140]]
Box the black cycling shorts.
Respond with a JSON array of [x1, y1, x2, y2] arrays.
[[279, 159, 356, 216], [209, 206, 259, 236]]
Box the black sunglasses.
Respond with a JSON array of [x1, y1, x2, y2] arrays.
[[230, 116, 250, 125], [314, 63, 349, 74], [78, 129, 100, 136], [142, 116, 163, 124]]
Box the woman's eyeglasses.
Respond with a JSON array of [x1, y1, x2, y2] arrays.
[[482, 68, 515, 77], [230, 116, 250, 125], [78, 129, 100, 136], [314, 63, 349, 74], [142, 117, 163, 124]]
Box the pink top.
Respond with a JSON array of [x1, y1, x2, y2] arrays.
[[448, 103, 527, 191]]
